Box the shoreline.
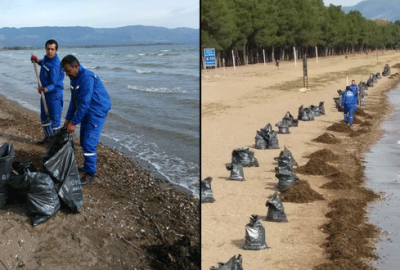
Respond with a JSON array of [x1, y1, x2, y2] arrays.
[[201, 51, 400, 269], [0, 91, 199, 269], [0, 92, 194, 197]]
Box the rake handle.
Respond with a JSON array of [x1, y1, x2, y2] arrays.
[[32, 57, 50, 117]]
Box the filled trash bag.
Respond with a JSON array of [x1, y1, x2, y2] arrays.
[[265, 192, 288, 222], [12, 161, 37, 175], [371, 73, 377, 83], [226, 163, 244, 181], [298, 105, 315, 121], [311, 101, 325, 116], [255, 131, 267, 150], [43, 141, 83, 212], [201, 177, 215, 203], [275, 120, 290, 134], [259, 124, 279, 149], [366, 77, 374, 87], [41, 128, 74, 165], [210, 254, 243, 270], [231, 148, 259, 167], [274, 146, 297, 169], [382, 64, 391, 77], [376, 72, 382, 79], [276, 167, 297, 190], [282, 111, 298, 127], [242, 215, 268, 250], [0, 143, 15, 209], [25, 172, 61, 227]]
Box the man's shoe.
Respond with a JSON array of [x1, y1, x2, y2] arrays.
[[78, 166, 85, 172], [80, 173, 95, 186]]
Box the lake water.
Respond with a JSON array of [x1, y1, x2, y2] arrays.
[[365, 83, 400, 269], [0, 44, 200, 196]]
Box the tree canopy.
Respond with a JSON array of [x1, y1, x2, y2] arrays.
[[201, 0, 400, 66]]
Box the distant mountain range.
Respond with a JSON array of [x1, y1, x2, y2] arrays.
[[342, 0, 400, 22], [0, 25, 199, 48]]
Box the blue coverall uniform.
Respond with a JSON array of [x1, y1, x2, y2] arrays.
[[65, 66, 111, 176], [349, 84, 359, 96], [341, 88, 358, 125], [39, 53, 64, 135]]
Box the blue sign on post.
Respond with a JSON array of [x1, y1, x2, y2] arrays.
[[204, 48, 216, 68]]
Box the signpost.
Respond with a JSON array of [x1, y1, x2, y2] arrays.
[[303, 55, 308, 89], [204, 48, 216, 69]]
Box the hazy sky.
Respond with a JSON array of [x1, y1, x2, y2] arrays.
[[0, 0, 199, 29], [323, 0, 364, 7]]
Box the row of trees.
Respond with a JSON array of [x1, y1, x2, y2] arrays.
[[201, 0, 400, 67]]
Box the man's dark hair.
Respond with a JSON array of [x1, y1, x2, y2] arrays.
[[45, 39, 58, 50], [61, 55, 80, 67]]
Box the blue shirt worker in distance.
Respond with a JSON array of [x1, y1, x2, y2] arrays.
[[31, 39, 65, 144], [350, 79, 360, 96], [61, 55, 111, 186], [341, 85, 358, 126]]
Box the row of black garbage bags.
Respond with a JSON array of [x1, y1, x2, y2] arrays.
[[0, 130, 83, 227]]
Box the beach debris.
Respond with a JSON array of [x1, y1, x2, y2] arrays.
[[312, 132, 341, 144], [306, 149, 339, 162], [327, 122, 352, 133], [0, 142, 15, 209], [242, 215, 268, 250], [282, 111, 299, 127], [297, 105, 315, 121], [382, 64, 391, 77], [375, 72, 382, 79], [255, 124, 279, 149], [210, 254, 243, 270], [265, 192, 288, 222], [275, 120, 291, 134], [296, 157, 339, 176], [226, 163, 244, 181], [280, 180, 324, 203], [201, 177, 215, 203], [231, 147, 259, 167]]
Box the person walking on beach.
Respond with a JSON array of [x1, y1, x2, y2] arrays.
[[61, 55, 111, 186], [342, 85, 358, 126], [31, 39, 65, 144]]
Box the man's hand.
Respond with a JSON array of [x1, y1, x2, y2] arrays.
[[38, 86, 48, 94], [31, 54, 39, 63], [66, 121, 76, 133], [63, 119, 71, 128]]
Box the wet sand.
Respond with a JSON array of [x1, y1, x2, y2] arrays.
[[202, 51, 400, 269]]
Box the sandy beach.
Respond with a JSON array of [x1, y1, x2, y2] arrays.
[[0, 95, 199, 269], [201, 50, 400, 269]]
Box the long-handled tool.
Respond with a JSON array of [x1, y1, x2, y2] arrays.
[[32, 57, 54, 137]]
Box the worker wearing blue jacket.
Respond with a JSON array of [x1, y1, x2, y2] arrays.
[[341, 85, 358, 125], [350, 80, 359, 96], [61, 55, 111, 186], [31, 39, 64, 144]]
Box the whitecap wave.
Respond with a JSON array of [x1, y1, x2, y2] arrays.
[[135, 69, 153, 74], [127, 85, 186, 94]]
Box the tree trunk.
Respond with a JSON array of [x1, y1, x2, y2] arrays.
[[272, 46, 275, 63]]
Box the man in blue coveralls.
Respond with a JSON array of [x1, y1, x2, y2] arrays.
[[61, 55, 111, 186], [341, 85, 358, 126], [31, 39, 64, 144]]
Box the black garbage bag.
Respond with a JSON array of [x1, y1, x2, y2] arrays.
[[333, 97, 343, 112], [382, 64, 391, 77], [274, 146, 297, 168], [265, 192, 288, 222], [315, 101, 325, 115], [41, 128, 74, 165], [226, 163, 244, 181], [43, 141, 83, 212], [255, 131, 267, 150], [231, 148, 259, 167], [260, 124, 279, 149], [242, 215, 268, 250], [376, 73, 382, 79], [276, 167, 297, 190], [201, 177, 215, 203], [275, 120, 290, 134], [367, 77, 374, 87], [210, 254, 243, 270], [25, 172, 61, 227], [298, 105, 315, 121], [0, 143, 15, 209], [282, 111, 299, 127]]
